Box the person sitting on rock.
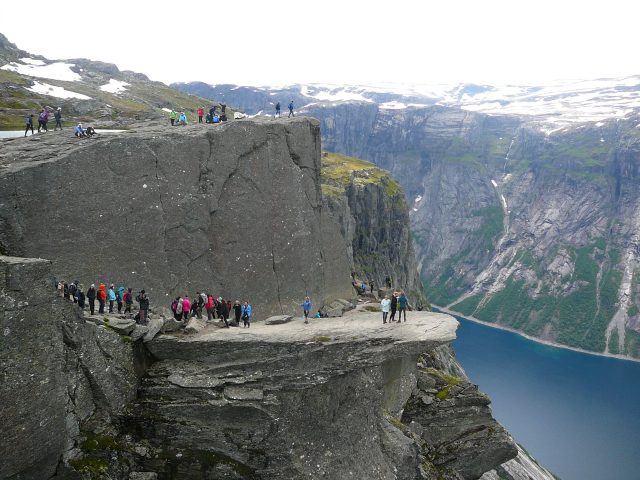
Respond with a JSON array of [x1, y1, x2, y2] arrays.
[[220, 113, 227, 122], [74, 123, 86, 137], [177, 112, 187, 125], [85, 126, 96, 137]]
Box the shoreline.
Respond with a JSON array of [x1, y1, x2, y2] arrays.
[[434, 305, 640, 365]]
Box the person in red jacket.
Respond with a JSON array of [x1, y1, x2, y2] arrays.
[[98, 283, 107, 313], [182, 295, 191, 321], [197, 107, 204, 124]]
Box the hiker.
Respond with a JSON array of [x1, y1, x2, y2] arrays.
[[205, 294, 215, 321], [195, 291, 204, 319], [85, 126, 96, 137], [210, 105, 217, 118], [98, 283, 107, 313], [197, 107, 204, 123], [177, 112, 187, 125], [57, 280, 64, 297], [117, 286, 125, 313], [218, 297, 229, 327], [182, 295, 191, 321], [220, 113, 227, 122], [385, 276, 392, 288], [169, 109, 177, 126], [136, 290, 149, 324], [74, 124, 86, 137], [370, 280, 375, 294], [302, 296, 312, 324], [381, 295, 391, 324], [107, 284, 116, 313], [205, 113, 212, 123], [54, 107, 62, 130], [288, 101, 294, 118], [68, 280, 78, 303], [397, 291, 408, 322], [123, 287, 133, 313], [220, 103, 226, 114], [24, 114, 34, 136], [242, 301, 252, 328], [77, 285, 86, 309], [37, 108, 49, 132], [86, 284, 97, 315], [275, 102, 281, 118], [233, 300, 242, 325], [389, 291, 398, 322], [171, 297, 180, 320]]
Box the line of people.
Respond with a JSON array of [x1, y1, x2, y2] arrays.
[[58, 280, 150, 324], [171, 293, 252, 328], [24, 107, 63, 136], [170, 103, 229, 126], [380, 291, 410, 324]]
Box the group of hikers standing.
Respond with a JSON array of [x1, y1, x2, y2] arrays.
[[24, 107, 63, 136], [170, 103, 228, 126], [171, 293, 252, 328], [380, 291, 410, 324], [58, 280, 150, 324]]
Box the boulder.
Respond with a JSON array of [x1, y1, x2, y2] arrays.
[[142, 316, 164, 343], [184, 317, 206, 334], [161, 317, 184, 332], [265, 315, 294, 325], [130, 324, 149, 342], [106, 317, 136, 335]]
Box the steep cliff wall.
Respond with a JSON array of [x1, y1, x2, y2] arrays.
[[0, 119, 353, 318], [301, 102, 640, 357], [321, 151, 428, 307]]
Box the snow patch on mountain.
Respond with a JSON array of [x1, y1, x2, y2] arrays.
[[27, 81, 91, 100], [100, 79, 130, 94], [1, 61, 81, 82]]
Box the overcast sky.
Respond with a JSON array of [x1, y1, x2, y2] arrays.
[[1, 0, 638, 87]]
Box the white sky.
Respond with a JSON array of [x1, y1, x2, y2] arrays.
[[1, 0, 638, 87]]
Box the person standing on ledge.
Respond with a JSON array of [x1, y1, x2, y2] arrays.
[[54, 107, 62, 130], [24, 114, 34, 137], [275, 102, 281, 118], [389, 291, 398, 323], [302, 296, 312, 324], [169, 109, 177, 126], [288, 101, 294, 118], [136, 290, 149, 325], [86, 284, 97, 315], [197, 106, 204, 123], [381, 294, 391, 324], [397, 291, 408, 322], [242, 301, 252, 328]]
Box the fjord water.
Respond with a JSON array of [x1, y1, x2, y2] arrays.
[[453, 315, 640, 480]]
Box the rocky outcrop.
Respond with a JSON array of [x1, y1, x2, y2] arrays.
[[0, 119, 353, 319], [0, 255, 146, 480], [321, 151, 428, 308]]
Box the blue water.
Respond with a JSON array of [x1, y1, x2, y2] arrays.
[[452, 315, 640, 480]]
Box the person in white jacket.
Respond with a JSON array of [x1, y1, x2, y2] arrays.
[[381, 295, 391, 324]]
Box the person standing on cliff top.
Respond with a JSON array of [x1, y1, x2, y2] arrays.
[[169, 109, 177, 126], [108, 284, 116, 313], [98, 283, 107, 314], [197, 107, 204, 123], [54, 107, 62, 130], [86, 284, 97, 315], [242, 301, 252, 328], [381, 295, 391, 324], [288, 101, 294, 118], [302, 296, 312, 324], [123, 287, 133, 314], [24, 114, 34, 136], [397, 291, 408, 322], [389, 291, 398, 322], [275, 102, 281, 118]]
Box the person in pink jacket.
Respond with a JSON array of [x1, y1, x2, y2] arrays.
[[182, 295, 191, 321]]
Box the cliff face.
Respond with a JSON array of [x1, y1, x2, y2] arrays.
[[302, 103, 640, 357], [0, 253, 518, 479], [0, 119, 353, 317], [321, 152, 428, 307]]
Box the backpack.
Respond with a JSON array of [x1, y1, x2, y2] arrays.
[[25, 116, 31, 124], [171, 300, 178, 313], [39, 111, 47, 121], [213, 115, 220, 123], [176, 299, 183, 314]]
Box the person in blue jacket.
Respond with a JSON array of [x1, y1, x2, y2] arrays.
[[288, 101, 294, 118], [302, 296, 312, 324], [117, 286, 125, 313], [178, 112, 187, 125], [74, 123, 85, 137], [242, 301, 252, 328], [108, 284, 117, 313], [397, 291, 409, 322]]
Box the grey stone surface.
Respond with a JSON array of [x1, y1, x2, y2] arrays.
[[184, 317, 206, 334], [107, 316, 137, 335], [142, 316, 163, 342], [264, 314, 293, 325], [131, 324, 150, 342], [129, 473, 158, 480], [161, 317, 184, 332], [0, 119, 353, 320], [0, 256, 67, 480]]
